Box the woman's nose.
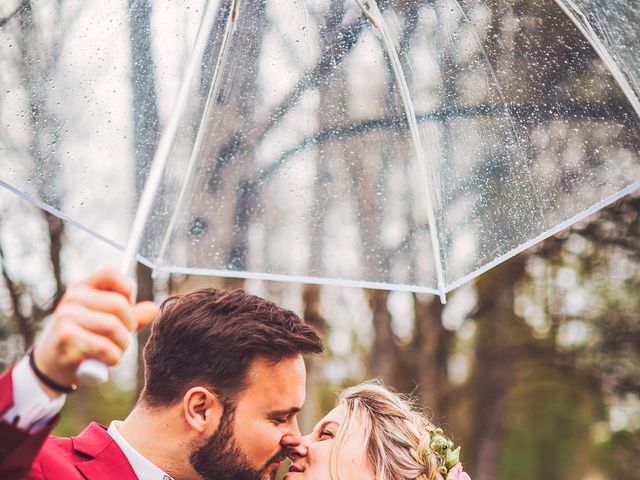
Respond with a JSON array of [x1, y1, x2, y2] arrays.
[[287, 433, 311, 460]]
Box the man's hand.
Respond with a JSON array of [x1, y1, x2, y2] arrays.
[[32, 267, 158, 395]]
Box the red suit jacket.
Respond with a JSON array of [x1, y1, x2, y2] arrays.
[[0, 368, 137, 479]]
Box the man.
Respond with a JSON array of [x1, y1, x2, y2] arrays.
[[0, 267, 323, 479]]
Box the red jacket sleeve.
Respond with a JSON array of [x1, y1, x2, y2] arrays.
[[0, 366, 58, 480]]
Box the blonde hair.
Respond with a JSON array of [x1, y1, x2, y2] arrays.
[[329, 380, 449, 480]]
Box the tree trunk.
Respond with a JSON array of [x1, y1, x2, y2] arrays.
[[128, 0, 159, 395], [468, 256, 525, 480], [413, 293, 450, 417], [44, 212, 66, 306], [135, 264, 154, 395], [367, 289, 404, 389], [300, 283, 327, 433], [8, 1, 67, 349]]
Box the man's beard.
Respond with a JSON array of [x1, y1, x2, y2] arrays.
[[189, 406, 287, 480]]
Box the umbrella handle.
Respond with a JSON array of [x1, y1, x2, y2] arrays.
[[75, 276, 136, 384], [76, 358, 110, 385], [75, 256, 138, 385]]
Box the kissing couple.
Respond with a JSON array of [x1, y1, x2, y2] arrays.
[[0, 267, 470, 480]]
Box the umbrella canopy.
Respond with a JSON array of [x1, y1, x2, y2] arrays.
[[1, 0, 639, 300]]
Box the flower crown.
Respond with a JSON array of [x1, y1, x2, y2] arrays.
[[429, 428, 470, 480]]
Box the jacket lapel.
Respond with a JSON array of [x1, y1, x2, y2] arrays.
[[0, 367, 15, 412], [72, 423, 138, 480]]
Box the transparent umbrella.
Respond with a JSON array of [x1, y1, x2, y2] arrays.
[[1, 0, 639, 306]]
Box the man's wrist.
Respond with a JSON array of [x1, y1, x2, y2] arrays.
[[35, 375, 65, 400], [29, 348, 77, 397]]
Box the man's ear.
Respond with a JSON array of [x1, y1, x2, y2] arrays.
[[183, 387, 224, 434]]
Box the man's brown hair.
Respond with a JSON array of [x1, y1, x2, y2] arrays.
[[140, 288, 323, 407]]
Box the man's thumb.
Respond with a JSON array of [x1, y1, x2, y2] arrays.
[[133, 301, 159, 330]]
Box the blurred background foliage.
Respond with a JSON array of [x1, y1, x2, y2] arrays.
[[1, 0, 639, 479], [1, 192, 637, 480]]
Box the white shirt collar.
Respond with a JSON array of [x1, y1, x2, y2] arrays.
[[107, 420, 174, 480]]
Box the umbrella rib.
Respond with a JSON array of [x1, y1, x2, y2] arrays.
[[121, 0, 221, 274], [554, 0, 640, 122], [352, 0, 447, 302], [0, 179, 125, 253], [153, 0, 240, 273]]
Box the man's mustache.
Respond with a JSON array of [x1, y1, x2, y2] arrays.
[[264, 447, 290, 467]]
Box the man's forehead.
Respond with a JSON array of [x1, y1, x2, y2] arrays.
[[246, 354, 306, 379], [240, 354, 306, 409]]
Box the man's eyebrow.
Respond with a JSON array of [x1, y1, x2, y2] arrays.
[[268, 407, 302, 417]]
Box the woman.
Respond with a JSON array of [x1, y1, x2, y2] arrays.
[[286, 381, 470, 480]]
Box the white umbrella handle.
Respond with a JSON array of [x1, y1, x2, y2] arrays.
[[74, 241, 141, 385], [76, 359, 110, 384], [75, 254, 139, 385], [75, 261, 137, 385]]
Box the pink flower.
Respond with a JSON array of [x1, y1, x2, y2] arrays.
[[446, 463, 471, 480]]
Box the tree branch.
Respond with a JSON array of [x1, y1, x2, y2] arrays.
[[252, 101, 634, 188], [0, 0, 29, 28], [0, 238, 35, 347]]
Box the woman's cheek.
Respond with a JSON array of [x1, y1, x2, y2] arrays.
[[308, 442, 333, 477]]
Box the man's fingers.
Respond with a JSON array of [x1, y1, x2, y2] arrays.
[[74, 309, 132, 352], [133, 301, 159, 329], [61, 324, 124, 367], [65, 286, 137, 331], [80, 266, 136, 301]]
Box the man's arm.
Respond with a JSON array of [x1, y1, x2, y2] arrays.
[[2, 357, 65, 431], [0, 362, 63, 480], [0, 267, 158, 479]]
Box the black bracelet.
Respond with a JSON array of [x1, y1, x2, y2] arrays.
[[28, 349, 77, 394]]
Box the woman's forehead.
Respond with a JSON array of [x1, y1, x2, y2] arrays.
[[319, 404, 368, 437], [322, 404, 347, 424]]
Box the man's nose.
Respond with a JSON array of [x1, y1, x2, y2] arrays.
[[281, 417, 303, 447]]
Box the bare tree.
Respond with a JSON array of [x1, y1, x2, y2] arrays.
[[0, 1, 71, 358], [128, 0, 160, 394]]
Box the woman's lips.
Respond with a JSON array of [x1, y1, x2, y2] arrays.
[[288, 464, 305, 473]]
